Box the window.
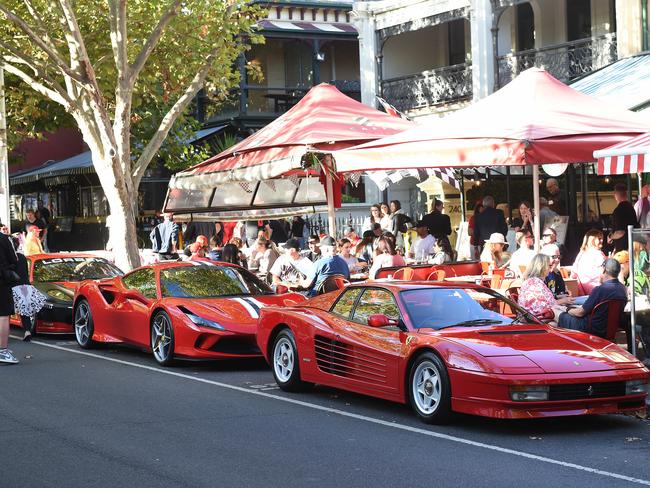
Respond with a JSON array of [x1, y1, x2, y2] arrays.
[[352, 288, 400, 325], [516, 3, 535, 51], [33, 257, 122, 283], [159, 266, 272, 298], [79, 186, 108, 217], [331, 287, 363, 318], [448, 19, 467, 65], [122, 268, 157, 300]]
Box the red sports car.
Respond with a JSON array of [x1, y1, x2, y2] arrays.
[[73, 261, 306, 365], [11, 253, 123, 334], [256, 282, 649, 423]]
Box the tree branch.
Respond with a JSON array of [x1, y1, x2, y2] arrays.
[[130, 0, 182, 82], [132, 47, 220, 185], [0, 4, 86, 84], [1, 61, 70, 108], [107, 0, 129, 77], [22, 0, 59, 52]]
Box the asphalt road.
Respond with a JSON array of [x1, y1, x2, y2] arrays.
[[3, 334, 650, 488]]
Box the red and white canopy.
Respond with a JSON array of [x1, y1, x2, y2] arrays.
[[334, 68, 650, 172], [594, 131, 650, 175], [170, 83, 413, 190]]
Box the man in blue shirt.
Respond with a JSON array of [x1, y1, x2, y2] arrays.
[[558, 258, 627, 337], [308, 236, 350, 296]]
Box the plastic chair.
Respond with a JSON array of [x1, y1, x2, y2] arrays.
[[585, 299, 626, 341], [393, 267, 415, 280], [559, 267, 571, 279], [427, 269, 446, 281], [489, 268, 505, 289], [317, 274, 350, 295]]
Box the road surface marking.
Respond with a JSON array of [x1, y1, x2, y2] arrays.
[[16, 337, 650, 486]]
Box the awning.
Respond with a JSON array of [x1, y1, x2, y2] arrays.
[[11, 151, 94, 185], [10, 126, 227, 186], [165, 174, 327, 215], [258, 20, 357, 36], [570, 53, 650, 111], [594, 132, 650, 175]]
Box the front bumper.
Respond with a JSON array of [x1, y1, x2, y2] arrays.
[[449, 367, 649, 419]]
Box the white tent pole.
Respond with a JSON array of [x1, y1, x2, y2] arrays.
[[533, 165, 541, 251], [324, 155, 337, 237]]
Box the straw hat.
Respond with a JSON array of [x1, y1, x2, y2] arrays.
[[484, 233, 507, 245]]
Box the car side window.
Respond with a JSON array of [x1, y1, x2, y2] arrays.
[[352, 288, 400, 325], [331, 287, 363, 319], [122, 268, 157, 300]]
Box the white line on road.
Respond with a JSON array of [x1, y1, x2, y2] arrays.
[[15, 337, 650, 486]]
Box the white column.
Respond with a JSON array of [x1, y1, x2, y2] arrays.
[[0, 68, 9, 231], [352, 3, 378, 106], [470, 0, 495, 100]]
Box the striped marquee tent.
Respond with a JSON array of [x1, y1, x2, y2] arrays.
[[594, 132, 650, 175]]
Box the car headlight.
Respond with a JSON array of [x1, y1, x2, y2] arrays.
[[47, 289, 73, 302], [509, 385, 549, 401], [625, 379, 648, 395], [184, 312, 225, 331]]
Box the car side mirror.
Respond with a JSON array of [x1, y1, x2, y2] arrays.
[[367, 314, 389, 328]]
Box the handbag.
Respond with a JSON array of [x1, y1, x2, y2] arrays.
[[1, 269, 20, 287]]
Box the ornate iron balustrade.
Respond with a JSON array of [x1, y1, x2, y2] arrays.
[[497, 34, 617, 87], [381, 63, 473, 112]]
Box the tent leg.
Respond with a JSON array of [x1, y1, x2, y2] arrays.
[[326, 170, 337, 237], [533, 165, 540, 251]]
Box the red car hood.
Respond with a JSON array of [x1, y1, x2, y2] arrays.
[[424, 325, 642, 373], [167, 294, 304, 334]]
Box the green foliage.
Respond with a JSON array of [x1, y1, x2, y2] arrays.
[[1, 0, 266, 170]]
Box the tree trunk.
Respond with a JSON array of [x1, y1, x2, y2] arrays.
[[104, 180, 141, 272]]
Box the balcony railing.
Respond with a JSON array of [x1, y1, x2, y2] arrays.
[[201, 80, 361, 122], [380, 62, 473, 112], [497, 33, 617, 87]]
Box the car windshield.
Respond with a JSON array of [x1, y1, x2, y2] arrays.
[[160, 265, 273, 298], [400, 288, 538, 330], [33, 257, 123, 283]]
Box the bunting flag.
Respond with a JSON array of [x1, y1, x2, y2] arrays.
[[239, 181, 254, 193], [376, 96, 412, 121], [365, 168, 461, 191]]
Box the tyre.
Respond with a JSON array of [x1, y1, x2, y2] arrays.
[[271, 329, 311, 392], [408, 352, 452, 424], [151, 310, 175, 366], [74, 299, 95, 349]]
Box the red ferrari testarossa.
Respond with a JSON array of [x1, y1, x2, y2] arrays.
[[73, 261, 305, 365], [256, 282, 649, 423]]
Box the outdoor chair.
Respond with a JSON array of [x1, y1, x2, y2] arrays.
[[317, 274, 349, 295], [427, 269, 446, 281], [393, 267, 415, 280], [585, 299, 626, 342]]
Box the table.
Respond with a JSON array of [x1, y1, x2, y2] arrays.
[[444, 275, 486, 284], [350, 273, 369, 282]]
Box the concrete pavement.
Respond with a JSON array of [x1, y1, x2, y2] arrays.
[[2, 335, 650, 487]]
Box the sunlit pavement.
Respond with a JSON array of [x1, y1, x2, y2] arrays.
[[3, 333, 650, 488]]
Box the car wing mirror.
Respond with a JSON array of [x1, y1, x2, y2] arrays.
[[367, 314, 390, 328]]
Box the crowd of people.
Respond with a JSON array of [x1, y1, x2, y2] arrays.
[[149, 198, 458, 288]]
